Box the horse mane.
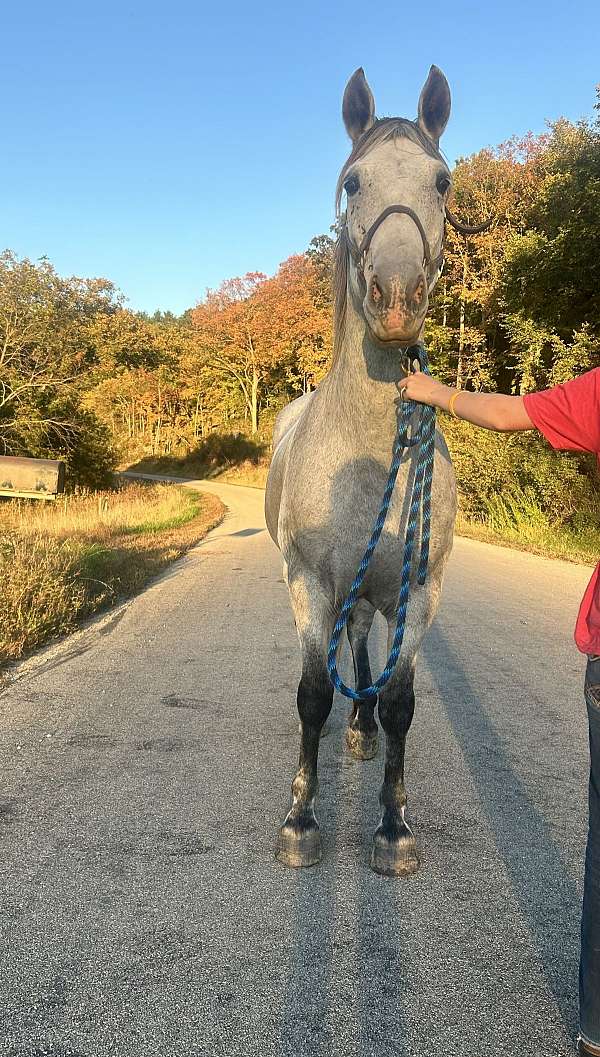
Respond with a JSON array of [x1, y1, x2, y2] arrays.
[[332, 118, 447, 363]]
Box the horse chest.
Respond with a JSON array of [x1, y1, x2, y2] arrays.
[[281, 428, 455, 609], [285, 445, 418, 594]]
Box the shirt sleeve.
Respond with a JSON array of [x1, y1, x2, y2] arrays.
[[523, 367, 600, 454]]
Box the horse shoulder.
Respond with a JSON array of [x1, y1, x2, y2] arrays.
[[272, 391, 314, 453], [265, 391, 315, 545]]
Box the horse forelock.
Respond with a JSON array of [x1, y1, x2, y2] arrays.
[[332, 118, 447, 363]]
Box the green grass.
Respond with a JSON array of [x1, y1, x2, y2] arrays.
[[120, 505, 205, 535]]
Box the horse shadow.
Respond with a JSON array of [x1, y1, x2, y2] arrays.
[[278, 630, 411, 1057]]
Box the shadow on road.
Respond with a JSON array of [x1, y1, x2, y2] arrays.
[[274, 613, 581, 1055], [228, 528, 264, 537], [278, 705, 344, 1056], [355, 730, 412, 1056], [423, 622, 581, 1038]]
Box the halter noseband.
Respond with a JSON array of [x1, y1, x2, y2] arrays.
[[346, 203, 494, 289], [347, 204, 445, 290]]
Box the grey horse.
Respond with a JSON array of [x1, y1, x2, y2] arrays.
[[265, 66, 457, 876]]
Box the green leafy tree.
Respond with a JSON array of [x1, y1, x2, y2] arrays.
[[0, 251, 118, 484]]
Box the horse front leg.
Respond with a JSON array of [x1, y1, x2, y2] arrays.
[[371, 656, 419, 877], [346, 598, 379, 760], [276, 574, 334, 869]]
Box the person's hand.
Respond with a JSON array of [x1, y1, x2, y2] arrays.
[[401, 372, 450, 408]]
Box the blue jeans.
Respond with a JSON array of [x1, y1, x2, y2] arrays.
[[581, 655, 600, 1047]]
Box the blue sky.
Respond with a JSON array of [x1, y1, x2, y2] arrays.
[[2, 0, 599, 314]]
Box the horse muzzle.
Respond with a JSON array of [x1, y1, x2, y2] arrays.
[[349, 203, 437, 345], [364, 264, 428, 344]]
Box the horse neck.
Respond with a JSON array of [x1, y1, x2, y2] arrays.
[[327, 291, 419, 449]]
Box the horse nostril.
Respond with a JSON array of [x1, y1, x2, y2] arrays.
[[370, 277, 383, 305], [413, 278, 425, 306]]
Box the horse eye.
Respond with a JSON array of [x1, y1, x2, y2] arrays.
[[436, 172, 451, 196], [344, 173, 360, 196]]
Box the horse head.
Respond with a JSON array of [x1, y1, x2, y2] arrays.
[[337, 66, 452, 347]]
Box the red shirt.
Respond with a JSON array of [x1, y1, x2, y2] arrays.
[[523, 368, 600, 655]]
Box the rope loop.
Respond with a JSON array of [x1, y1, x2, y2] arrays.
[[326, 344, 436, 701]]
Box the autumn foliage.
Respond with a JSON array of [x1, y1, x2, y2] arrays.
[[190, 255, 332, 434]]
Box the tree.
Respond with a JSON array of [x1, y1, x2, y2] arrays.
[[262, 254, 333, 393], [500, 112, 600, 390], [191, 273, 272, 433], [426, 134, 547, 391], [0, 251, 118, 483]]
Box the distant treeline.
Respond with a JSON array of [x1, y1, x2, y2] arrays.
[[1, 93, 599, 537]]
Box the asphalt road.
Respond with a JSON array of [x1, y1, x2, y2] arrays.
[[0, 479, 594, 1057]]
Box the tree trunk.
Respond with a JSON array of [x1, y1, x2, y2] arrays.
[[456, 256, 468, 390], [456, 299, 465, 390], [193, 393, 200, 439], [251, 367, 259, 434]]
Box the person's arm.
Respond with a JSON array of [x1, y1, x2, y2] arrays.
[[402, 373, 535, 432]]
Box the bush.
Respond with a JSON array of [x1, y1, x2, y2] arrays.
[[128, 432, 268, 480], [441, 417, 599, 529], [61, 411, 117, 491], [190, 432, 267, 472], [6, 398, 117, 492]]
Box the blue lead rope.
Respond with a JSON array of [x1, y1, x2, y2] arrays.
[[326, 346, 436, 701]]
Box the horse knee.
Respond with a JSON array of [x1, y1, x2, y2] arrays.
[[297, 647, 333, 727], [378, 668, 415, 736]]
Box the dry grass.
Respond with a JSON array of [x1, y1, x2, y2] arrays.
[[0, 483, 224, 667], [217, 461, 269, 488]]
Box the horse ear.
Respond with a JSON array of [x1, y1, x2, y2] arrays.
[[417, 65, 451, 145], [343, 68, 375, 143]]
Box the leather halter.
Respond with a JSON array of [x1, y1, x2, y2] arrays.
[[347, 204, 445, 289]]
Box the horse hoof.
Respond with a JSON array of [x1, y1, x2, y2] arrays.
[[346, 726, 378, 760], [276, 823, 322, 869], [371, 825, 420, 878]]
